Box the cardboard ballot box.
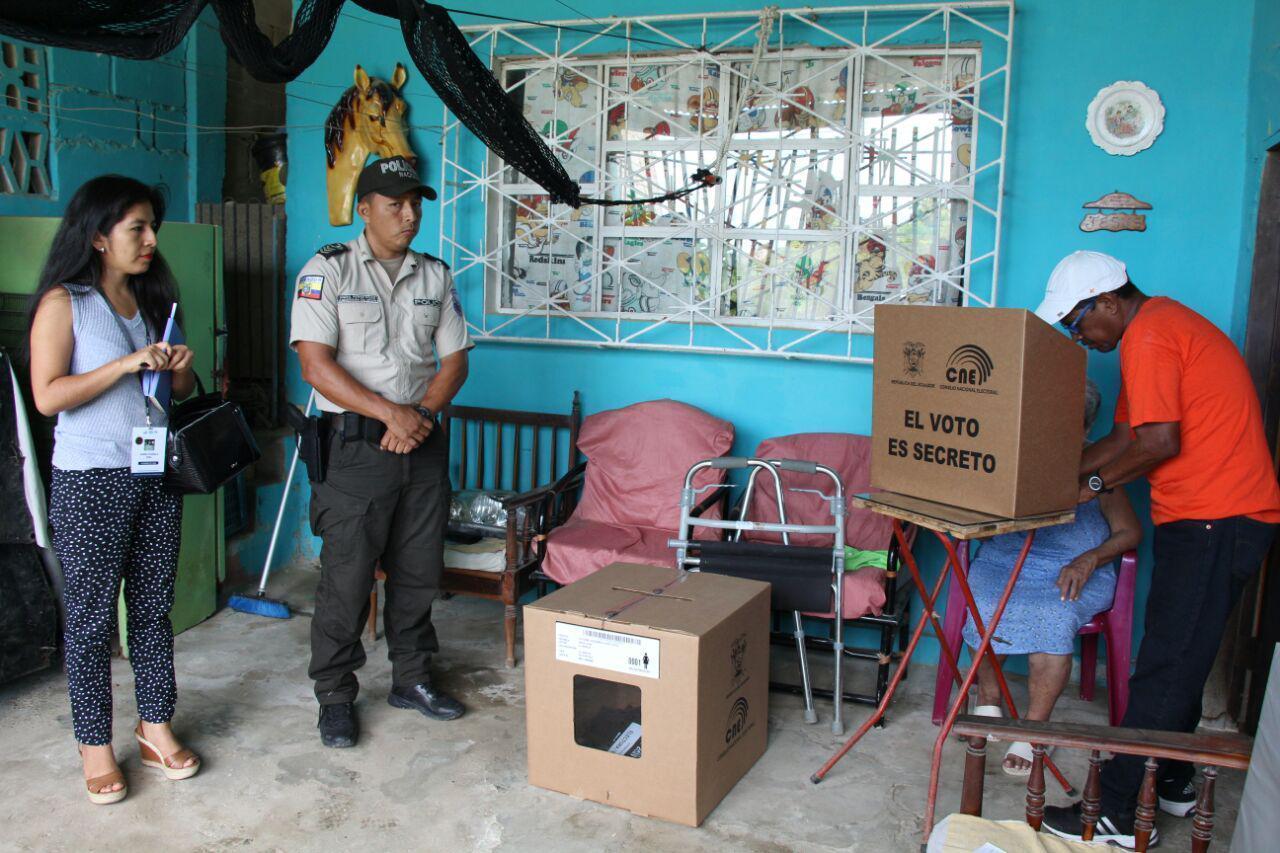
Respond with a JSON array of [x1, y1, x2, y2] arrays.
[[871, 305, 1086, 518], [524, 563, 770, 827]]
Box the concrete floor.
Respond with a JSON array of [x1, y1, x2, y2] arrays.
[[0, 564, 1244, 852]]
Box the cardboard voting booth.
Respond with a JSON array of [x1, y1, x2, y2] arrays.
[[524, 563, 770, 826], [871, 305, 1087, 518]]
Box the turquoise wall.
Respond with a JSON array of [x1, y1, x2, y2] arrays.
[[0, 9, 226, 222], [268, 0, 1280, 665]]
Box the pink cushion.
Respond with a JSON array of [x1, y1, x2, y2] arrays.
[[542, 518, 674, 585], [575, 399, 735, 530], [745, 433, 893, 549], [802, 567, 888, 619]]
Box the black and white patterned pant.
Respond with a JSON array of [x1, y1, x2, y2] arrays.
[[50, 468, 183, 745]]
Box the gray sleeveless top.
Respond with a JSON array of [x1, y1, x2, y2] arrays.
[[52, 284, 167, 470]]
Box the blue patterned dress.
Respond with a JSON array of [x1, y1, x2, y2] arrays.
[[961, 499, 1116, 655]]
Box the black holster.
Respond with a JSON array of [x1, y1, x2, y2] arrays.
[[286, 404, 330, 483]]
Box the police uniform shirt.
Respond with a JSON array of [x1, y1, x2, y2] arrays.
[[289, 233, 473, 413]]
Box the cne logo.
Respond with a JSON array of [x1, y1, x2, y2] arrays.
[[946, 344, 994, 386], [724, 697, 750, 746]]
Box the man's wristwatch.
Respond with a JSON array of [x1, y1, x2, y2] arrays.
[[415, 405, 434, 421], [1087, 472, 1107, 493]]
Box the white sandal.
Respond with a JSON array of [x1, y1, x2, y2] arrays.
[[1003, 741, 1055, 777]]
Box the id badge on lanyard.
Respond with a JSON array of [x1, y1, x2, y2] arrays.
[[104, 294, 172, 477], [130, 423, 168, 477], [130, 331, 166, 478]]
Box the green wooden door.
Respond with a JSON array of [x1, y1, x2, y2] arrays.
[[0, 216, 224, 634]]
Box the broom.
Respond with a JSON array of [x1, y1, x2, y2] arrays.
[[227, 391, 316, 619]]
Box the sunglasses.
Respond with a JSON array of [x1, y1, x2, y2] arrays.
[[1060, 297, 1097, 336]]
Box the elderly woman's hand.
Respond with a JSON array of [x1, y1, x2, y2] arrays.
[[1055, 553, 1099, 601]]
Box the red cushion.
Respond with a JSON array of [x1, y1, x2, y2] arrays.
[[575, 399, 735, 530], [542, 518, 674, 585], [746, 432, 893, 550]]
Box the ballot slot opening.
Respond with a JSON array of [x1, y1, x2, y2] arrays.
[[572, 674, 642, 759]]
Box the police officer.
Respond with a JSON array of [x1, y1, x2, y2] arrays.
[[290, 156, 472, 748]]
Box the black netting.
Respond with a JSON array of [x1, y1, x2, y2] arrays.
[[396, 2, 579, 206], [0, 0, 356, 74], [0, 0, 716, 207]]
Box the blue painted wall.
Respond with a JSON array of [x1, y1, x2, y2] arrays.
[[271, 0, 1280, 664], [0, 8, 226, 221]]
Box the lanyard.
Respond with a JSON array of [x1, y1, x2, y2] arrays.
[[97, 289, 155, 424]]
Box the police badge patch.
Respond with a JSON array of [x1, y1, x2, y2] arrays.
[[297, 275, 324, 300]]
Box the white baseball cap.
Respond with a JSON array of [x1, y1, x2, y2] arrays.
[[1034, 251, 1128, 324]]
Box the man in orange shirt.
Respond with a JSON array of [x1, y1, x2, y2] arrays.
[[1033, 251, 1280, 849]]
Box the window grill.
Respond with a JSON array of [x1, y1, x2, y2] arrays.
[[439, 2, 1015, 363]]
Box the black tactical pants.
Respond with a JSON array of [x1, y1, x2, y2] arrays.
[[308, 423, 449, 705]]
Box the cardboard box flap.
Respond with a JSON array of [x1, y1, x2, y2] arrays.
[[528, 563, 770, 637]]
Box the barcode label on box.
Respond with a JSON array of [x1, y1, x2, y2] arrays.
[[555, 622, 660, 679]]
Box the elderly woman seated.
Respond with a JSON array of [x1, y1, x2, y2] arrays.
[[964, 381, 1141, 775]]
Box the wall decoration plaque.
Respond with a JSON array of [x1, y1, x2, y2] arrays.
[[1080, 190, 1152, 233]]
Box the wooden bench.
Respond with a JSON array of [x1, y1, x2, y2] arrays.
[[368, 394, 581, 667], [951, 715, 1253, 851]]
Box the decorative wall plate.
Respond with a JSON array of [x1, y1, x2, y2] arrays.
[[1086, 81, 1165, 156]]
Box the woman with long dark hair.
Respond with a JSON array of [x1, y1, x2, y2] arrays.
[[27, 175, 201, 804]]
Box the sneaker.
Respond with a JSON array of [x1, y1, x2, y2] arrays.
[[1041, 802, 1161, 850], [318, 701, 358, 748], [1157, 778, 1197, 818]]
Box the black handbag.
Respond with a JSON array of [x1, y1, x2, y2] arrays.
[[98, 295, 259, 494], [164, 376, 261, 494]]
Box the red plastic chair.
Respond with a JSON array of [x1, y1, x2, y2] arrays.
[[931, 549, 1136, 726]]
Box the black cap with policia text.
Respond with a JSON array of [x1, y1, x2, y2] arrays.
[[356, 155, 437, 202]]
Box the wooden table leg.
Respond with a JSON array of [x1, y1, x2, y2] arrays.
[[1081, 750, 1103, 841], [1135, 757, 1158, 852], [504, 604, 518, 668], [1192, 768, 1215, 853], [961, 736, 987, 816], [1026, 744, 1046, 830]]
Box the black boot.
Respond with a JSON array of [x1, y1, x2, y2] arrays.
[[318, 702, 358, 748], [388, 682, 466, 721]]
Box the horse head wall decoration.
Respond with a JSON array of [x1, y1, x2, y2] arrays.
[[325, 63, 416, 226]]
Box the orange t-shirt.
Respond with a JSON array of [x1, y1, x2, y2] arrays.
[[1115, 297, 1280, 525]]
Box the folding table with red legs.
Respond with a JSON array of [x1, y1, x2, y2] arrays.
[[810, 491, 1080, 844]]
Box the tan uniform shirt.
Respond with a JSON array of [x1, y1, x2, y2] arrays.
[[289, 233, 473, 413]]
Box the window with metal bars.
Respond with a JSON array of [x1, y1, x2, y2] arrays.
[[492, 46, 977, 327]]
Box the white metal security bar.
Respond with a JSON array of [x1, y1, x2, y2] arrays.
[[439, 1, 1015, 363]]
